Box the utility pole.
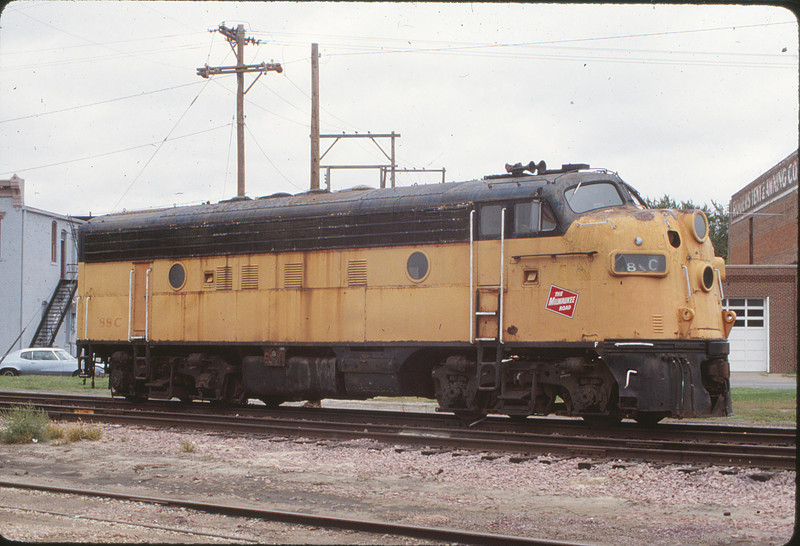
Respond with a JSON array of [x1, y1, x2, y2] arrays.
[[310, 43, 321, 190], [197, 24, 282, 197]]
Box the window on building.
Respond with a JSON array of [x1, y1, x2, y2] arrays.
[[51, 221, 57, 263], [722, 298, 766, 328]]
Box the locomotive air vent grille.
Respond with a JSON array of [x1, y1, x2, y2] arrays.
[[347, 260, 368, 286], [652, 314, 664, 334], [241, 265, 259, 290], [284, 263, 303, 288], [216, 266, 233, 290]]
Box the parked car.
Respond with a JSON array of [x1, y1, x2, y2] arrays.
[[0, 347, 80, 376]]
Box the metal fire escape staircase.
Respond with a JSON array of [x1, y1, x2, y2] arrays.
[[30, 279, 77, 348]]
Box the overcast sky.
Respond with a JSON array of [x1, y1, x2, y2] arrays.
[[0, 1, 797, 216]]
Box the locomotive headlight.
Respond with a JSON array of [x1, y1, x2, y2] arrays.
[[698, 264, 715, 291], [634, 236, 643, 246], [685, 210, 709, 242]]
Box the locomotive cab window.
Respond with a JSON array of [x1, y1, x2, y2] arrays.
[[565, 182, 624, 213], [513, 201, 557, 236]]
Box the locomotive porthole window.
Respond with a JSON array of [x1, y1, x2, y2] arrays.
[[693, 212, 708, 241], [406, 251, 429, 282], [168, 263, 186, 290]]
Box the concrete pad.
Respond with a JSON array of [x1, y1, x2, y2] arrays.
[[729, 372, 797, 390]]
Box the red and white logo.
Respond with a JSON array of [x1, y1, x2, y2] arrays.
[[545, 285, 579, 318]]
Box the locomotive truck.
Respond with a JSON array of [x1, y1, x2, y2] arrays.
[[76, 161, 735, 425]]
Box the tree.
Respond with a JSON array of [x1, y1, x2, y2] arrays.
[[644, 194, 728, 261]]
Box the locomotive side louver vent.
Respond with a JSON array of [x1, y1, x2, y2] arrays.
[[347, 260, 367, 286], [216, 266, 233, 290], [284, 263, 303, 288], [241, 265, 258, 290], [652, 314, 664, 334]]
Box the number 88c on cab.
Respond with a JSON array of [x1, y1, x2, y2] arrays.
[[76, 161, 735, 426]]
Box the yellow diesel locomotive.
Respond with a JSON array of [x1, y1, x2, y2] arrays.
[[76, 162, 735, 424]]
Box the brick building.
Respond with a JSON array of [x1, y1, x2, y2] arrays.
[[723, 150, 797, 373]]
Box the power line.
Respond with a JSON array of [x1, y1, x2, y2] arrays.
[[254, 20, 795, 55], [0, 124, 228, 177], [222, 113, 236, 199], [253, 21, 796, 70], [317, 42, 795, 69], [0, 81, 205, 124], [281, 72, 363, 132], [244, 124, 302, 191], [0, 31, 205, 57], [0, 42, 209, 72], [112, 79, 213, 211], [207, 78, 308, 128]]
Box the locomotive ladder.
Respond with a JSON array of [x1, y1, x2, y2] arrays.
[[469, 208, 505, 391]]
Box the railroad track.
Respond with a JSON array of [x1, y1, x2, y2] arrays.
[[0, 391, 795, 469], [0, 479, 566, 545]]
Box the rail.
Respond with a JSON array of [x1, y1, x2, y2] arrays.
[[0, 393, 794, 470], [0, 480, 554, 545]]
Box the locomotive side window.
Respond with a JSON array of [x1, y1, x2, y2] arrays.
[[514, 202, 536, 235], [480, 205, 503, 237], [565, 182, 624, 213]]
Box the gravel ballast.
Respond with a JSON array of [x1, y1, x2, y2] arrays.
[[0, 422, 795, 544]]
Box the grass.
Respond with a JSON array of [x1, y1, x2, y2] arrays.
[[65, 421, 104, 442], [180, 438, 197, 453], [728, 387, 796, 425], [0, 403, 103, 444], [0, 404, 58, 444], [0, 374, 108, 393]]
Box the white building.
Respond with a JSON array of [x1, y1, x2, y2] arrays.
[[0, 175, 84, 357]]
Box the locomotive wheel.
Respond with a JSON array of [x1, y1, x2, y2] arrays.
[[225, 374, 248, 405], [432, 355, 489, 420], [452, 391, 490, 422]]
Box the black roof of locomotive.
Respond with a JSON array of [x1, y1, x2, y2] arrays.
[[79, 168, 625, 263], [83, 168, 621, 230]]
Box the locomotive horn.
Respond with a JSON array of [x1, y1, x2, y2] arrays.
[[505, 161, 547, 176]]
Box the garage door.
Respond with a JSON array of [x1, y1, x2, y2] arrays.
[[722, 298, 769, 372]]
